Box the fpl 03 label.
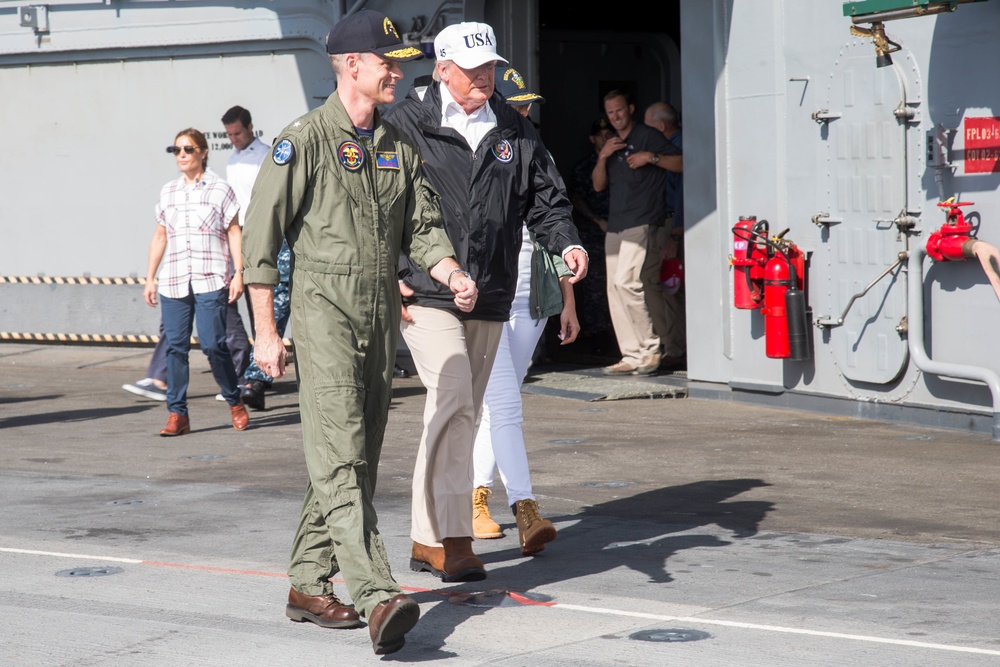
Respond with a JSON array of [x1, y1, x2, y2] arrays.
[[964, 116, 1000, 173]]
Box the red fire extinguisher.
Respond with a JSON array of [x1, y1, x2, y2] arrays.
[[762, 235, 809, 360], [730, 216, 769, 309]]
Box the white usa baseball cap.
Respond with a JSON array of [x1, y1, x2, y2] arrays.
[[434, 22, 508, 69]]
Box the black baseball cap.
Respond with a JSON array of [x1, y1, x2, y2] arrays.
[[590, 117, 613, 135], [325, 9, 424, 62], [494, 65, 545, 106]]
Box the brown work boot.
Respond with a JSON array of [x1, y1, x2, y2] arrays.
[[230, 402, 249, 431], [368, 594, 420, 655], [514, 499, 557, 556], [410, 538, 486, 582], [285, 587, 363, 629], [159, 412, 190, 437], [473, 486, 503, 539]]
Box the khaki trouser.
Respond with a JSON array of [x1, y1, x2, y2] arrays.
[[605, 225, 662, 365], [401, 306, 503, 546]]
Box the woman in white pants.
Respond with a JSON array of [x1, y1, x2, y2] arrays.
[[472, 223, 579, 555]]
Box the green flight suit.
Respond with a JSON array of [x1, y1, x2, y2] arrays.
[[242, 92, 454, 619]]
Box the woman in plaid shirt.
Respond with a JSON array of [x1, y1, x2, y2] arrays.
[[143, 127, 250, 436]]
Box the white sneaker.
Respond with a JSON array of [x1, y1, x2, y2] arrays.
[[122, 378, 167, 401], [215, 393, 226, 402]]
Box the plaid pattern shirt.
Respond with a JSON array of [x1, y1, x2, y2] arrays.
[[155, 170, 240, 299]]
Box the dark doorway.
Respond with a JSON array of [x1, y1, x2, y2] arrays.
[[537, 3, 681, 186]]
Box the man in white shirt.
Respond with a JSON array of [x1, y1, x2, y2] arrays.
[[221, 106, 287, 410], [223, 106, 270, 214]]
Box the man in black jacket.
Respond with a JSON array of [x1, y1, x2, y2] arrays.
[[385, 21, 587, 582]]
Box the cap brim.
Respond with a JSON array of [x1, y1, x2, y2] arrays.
[[374, 44, 425, 62], [450, 52, 508, 69], [505, 93, 544, 105]]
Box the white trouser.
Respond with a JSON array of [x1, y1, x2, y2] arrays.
[[473, 228, 543, 505]]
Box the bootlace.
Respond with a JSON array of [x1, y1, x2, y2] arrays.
[[322, 593, 345, 606], [518, 499, 542, 526], [473, 487, 492, 516]]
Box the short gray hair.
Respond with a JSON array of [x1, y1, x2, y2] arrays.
[[647, 101, 679, 128]]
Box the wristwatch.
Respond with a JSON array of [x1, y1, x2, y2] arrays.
[[651, 153, 660, 164]]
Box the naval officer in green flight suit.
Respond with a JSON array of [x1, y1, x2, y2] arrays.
[[241, 10, 478, 656]]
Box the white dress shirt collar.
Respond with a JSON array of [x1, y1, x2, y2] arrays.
[[439, 83, 496, 151]]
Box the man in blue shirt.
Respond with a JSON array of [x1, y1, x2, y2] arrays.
[[644, 101, 686, 370]]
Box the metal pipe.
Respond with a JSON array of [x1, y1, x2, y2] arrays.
[[908, 245, 1000, 442]]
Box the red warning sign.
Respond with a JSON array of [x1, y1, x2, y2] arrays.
[[964, 117, 1000, 173]]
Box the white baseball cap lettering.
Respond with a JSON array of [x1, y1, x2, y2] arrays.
[[433, 22, 508, 69]]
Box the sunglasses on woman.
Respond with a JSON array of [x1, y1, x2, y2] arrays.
[[166, 145, 199, 155]]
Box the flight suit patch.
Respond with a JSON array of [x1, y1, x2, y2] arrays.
[[375, 152, 400, 170], [272, 139, 294, 166], [339, 141, 364, 171]]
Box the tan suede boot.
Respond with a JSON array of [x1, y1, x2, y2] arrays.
[[514, 499, 556, 556], [473, 486, 503, 539]]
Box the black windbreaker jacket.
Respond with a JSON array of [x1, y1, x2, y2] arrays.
[[385, 80, 582, 322]]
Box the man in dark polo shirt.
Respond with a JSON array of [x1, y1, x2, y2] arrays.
[[592, 89, 682, 375]]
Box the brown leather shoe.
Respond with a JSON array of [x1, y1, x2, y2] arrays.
[[602, 360, 637, 376], [230, 402, 249, 431], [410, 538, 486, 582], [159, 413, 190, 437], [514, 499, 557, 556], [368, 594, 419, 655], [634, 352, 662, 376], [285, 587, 363, 629]]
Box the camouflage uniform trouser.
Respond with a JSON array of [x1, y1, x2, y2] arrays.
[[244, 240, 291, 383]]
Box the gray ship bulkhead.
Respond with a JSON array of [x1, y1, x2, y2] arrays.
[[3, 0, 1000, 435]]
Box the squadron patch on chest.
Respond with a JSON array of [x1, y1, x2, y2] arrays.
[[339, 141, 364, 171], [272, 139, 294, 166], [491, 139, 514, 163], [376, 151, 400, 170]]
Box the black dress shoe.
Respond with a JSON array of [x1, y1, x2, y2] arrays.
[[393, 364, 409, 379], [240, 380, 266, 410]]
